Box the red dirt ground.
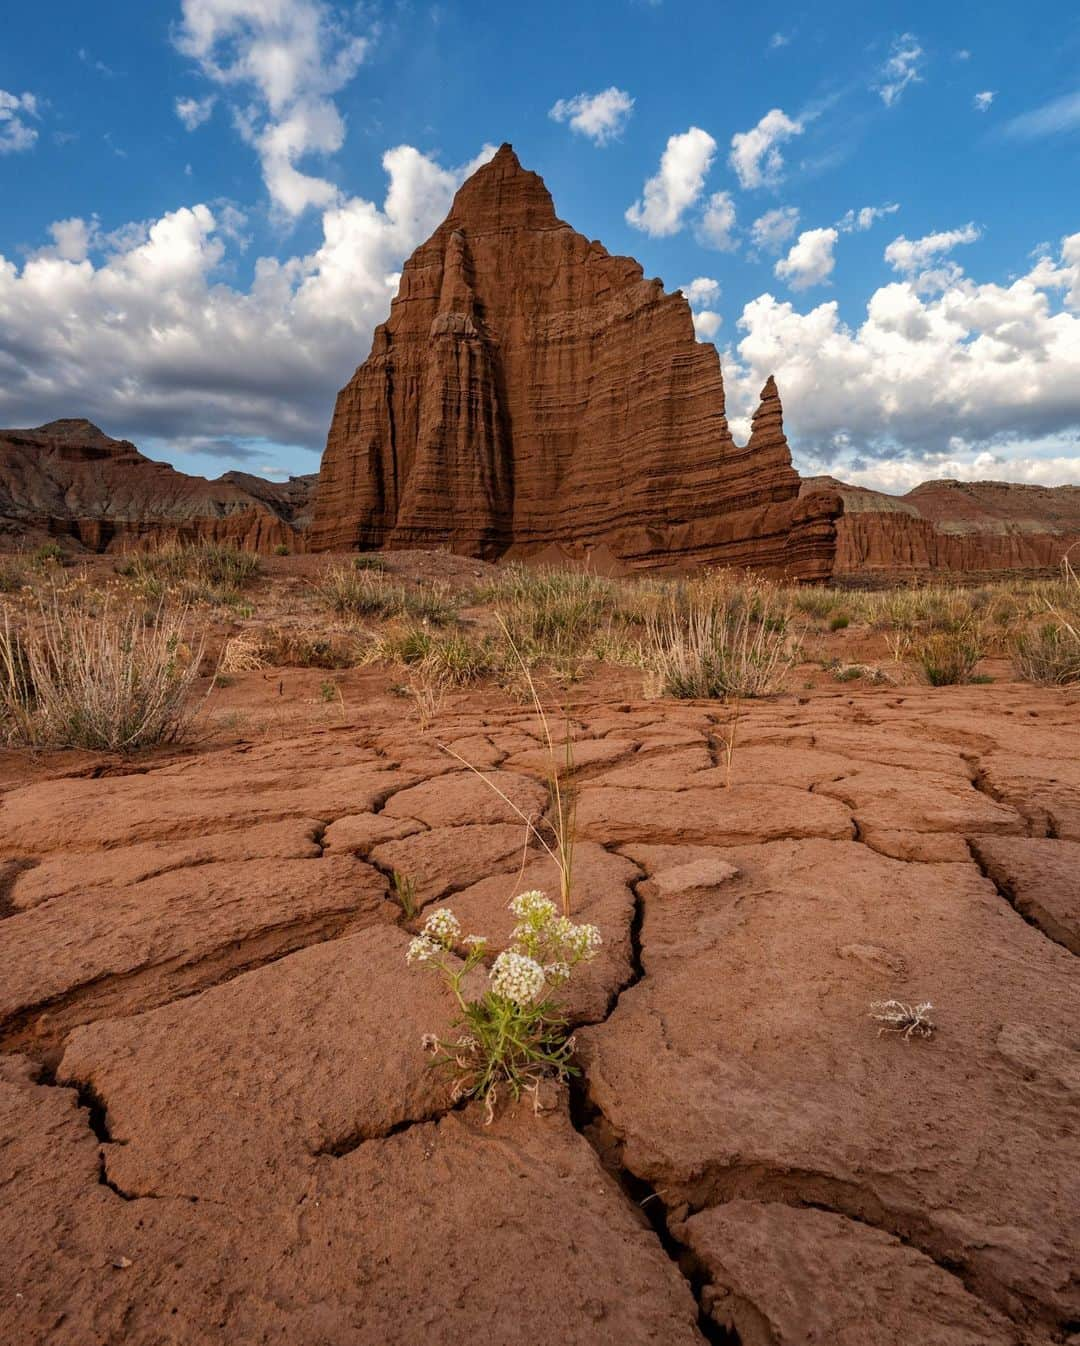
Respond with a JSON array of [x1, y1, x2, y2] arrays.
[[1, 577, 1078, 1344]]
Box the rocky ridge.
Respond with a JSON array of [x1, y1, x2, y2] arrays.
[[0, 419, 314, 553], [310, 144, 841, 578], [804, 476, 1080, 579]]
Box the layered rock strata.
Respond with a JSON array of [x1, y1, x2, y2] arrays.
[[0, 419, 314, 553], [311, 144, 840, 578], [803, 476, 1080, 579]]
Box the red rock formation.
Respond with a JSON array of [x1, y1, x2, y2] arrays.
[[802, 476, 1080, 579], [0, 419, 314, 553], [311, 144, 840, 578]]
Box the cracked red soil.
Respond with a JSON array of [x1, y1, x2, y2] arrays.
[[1, 670, 1078, 1345]]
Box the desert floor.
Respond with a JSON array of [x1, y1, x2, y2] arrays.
[[1, 552, 1078, 1346]]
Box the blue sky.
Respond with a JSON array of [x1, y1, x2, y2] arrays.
[[1, 0, 1078, 491]]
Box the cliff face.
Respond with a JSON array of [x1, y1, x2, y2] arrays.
[[802, 476, 1080, 578], [0, 419, 314, 553], [311, 144, 839, 578]]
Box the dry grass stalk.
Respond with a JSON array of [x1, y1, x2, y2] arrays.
[[869, 999, 936, 1041], [646, 591, 797, 699]]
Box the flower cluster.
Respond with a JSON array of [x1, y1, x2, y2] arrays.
[[405, 907, 465, 965], [506, 890, 601, 985], [489, 950, 547, 1005]]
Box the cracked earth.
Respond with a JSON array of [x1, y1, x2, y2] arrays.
[[2, 679, 1078, 1345]]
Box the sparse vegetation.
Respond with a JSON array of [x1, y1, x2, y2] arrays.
[[406, 892, 601, 1120], [315, 563, 456, 624], [0, 593, 203, 750], [118, 543, 261, 606], [392, 871, 419, 919], [1012, 621, 1080, 686]]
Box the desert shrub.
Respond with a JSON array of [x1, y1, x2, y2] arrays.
[[829, 613, 851, 631], [0, 595, 203, 750], [268, 626, 359, 669], [367, 622, 500, 686], [314, 564, 455, 624], [353, 553, 388, 572], [484, 566, 616, 674], [118, 543, 260, 604], [0, 558, 28, 593], [32, 541, 65, 568], [1012, 622, 1080, 686], [646, 593, 798, 699], [406, 891, 601, 1120], [913, 628, 984, 686], [792, 587, 840, 619], [273, 544, 290, 556]]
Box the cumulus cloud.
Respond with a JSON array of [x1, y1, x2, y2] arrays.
[[724, 232, 1080, 484], [549, 87, 633, 145], [0, 142, 496, 453], [837, 202, 899, 232], [884, 224, 980, 276], [625, 127, 716, 237], [875, 34, 924, 106], [696, 191, 737, 250], [679, 277, 722, 340], [774, 227, 838, 291], [176, 94, 216, 131], [729, 108, 803, 190], [750, 206, 800, 253], [174, 0, 372, 215], [974, 90, 995, 113], [680, 277, 720, 307], [0, 90, 39, 154]]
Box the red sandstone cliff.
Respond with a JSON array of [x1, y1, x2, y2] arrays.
[[0, 419, 314, 553], [311, 144, 840, 579], [802, 476, 1080, 579]]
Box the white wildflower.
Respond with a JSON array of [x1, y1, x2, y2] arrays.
[[406, 935, 441, 965], [543, 961, 572, 985], [509, 890, 558, 924], [489, 950, 546, 1005], [463, 933, 488, 948], [423, 908, 462, 945], [553, 917, 602, 962]]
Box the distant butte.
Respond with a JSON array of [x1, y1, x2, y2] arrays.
[[309, 144, 842, 579]]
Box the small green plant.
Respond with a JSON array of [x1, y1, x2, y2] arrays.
[[407, 891, 601, 1120], [913, 629, 983, 686], [392, 871, 418, 919], [273, 544, 290, 556], [829, 613, 850, 631], [834, 664, 862, 682], [319, 680, 338, 703], [32, 541, 64, 568], [353, 554, 387, 572]]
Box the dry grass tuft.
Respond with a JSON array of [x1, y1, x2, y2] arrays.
[[869, 999, 936, 1041], [1, 593, 204, 750], [912, 627, 984, 686]]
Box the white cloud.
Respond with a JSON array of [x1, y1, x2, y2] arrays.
[[549, 87, 633, 146], [874, 33, 925, 106], [974, 90, 995, 113], [0, 90, 39, 154], [839, 450, 1080, 494], [837, 202, 899, 232], [1002, 90, 1080, 139], [884, 223, 980, 276], [176, 94, 217, 131], [0, 142, 495, 450], [750, 206, 800, 253], [729, 108, 803, 190], [625, 127, 716, 237], [724, 233, 1080, 481], [174, 0, 372, 215], [696, 191, 737, 250], [774, 227, 838, 291], [768, 32, 791, 50], [692, 310, 722, 340], [680, 277, 720, 307]]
